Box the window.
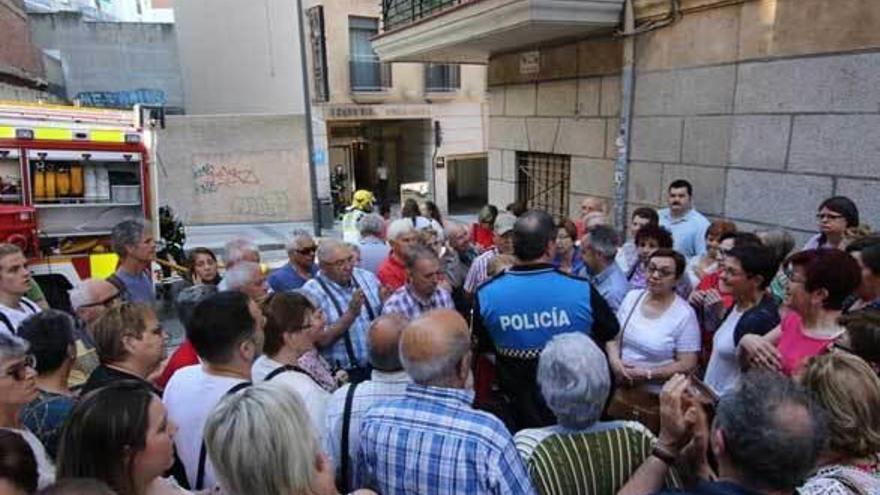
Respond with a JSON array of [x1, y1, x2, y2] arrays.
[[348, 17, 392, 92], [516, 152, 571, 221], [425, 64, 460, 93]]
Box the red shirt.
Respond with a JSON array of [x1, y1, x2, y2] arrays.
[[471, 223, 494, 252], [155, 339, 198, 390], [377, 254, 407, 291]]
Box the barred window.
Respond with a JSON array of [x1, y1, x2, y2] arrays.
[[516, 152, 571, 221]]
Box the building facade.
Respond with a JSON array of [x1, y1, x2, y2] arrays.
[[304, 0, 488, 214], [0, 0, 53, 102], [374, 0, 880, 242]]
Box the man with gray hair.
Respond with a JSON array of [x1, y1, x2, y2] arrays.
[[357, 309, 535, 494], [620, 371, 827, 495], [325, 313, 411, 492], [223, 261, 268, 302], [66, 278, 122, 386], [377, 218, 418, 291], [514, 332, 657, 493], [108, 218, 155, 304], [580, 224, 629, 311], [217, 238, 260, 291], [301, 239, 383, 380], [357, 213, 390, 275], [268, 230, 317, 292], [382, 245, 453, 320]]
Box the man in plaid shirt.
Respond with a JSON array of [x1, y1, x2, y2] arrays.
[[357, 309, 535, 495], [382, 245, 453, 320]]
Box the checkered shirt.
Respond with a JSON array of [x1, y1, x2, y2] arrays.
[[301, 268, 383, 369], [381, 285, 454, 320], [463, 248, 498, 294], [356, 384, 536, 495]]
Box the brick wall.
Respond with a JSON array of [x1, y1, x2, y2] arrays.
[[487, 0, 880, 242], [0, 0, 44, 81]]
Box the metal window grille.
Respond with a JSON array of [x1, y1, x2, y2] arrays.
[[516, 152, 571, 221], [382, 0, 467, 32]]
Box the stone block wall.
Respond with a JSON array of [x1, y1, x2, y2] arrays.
[[487, 0, 880, 241]]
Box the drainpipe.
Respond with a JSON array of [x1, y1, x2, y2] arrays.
[[296, 0, 322, 236], [613, 0, 636, 235]]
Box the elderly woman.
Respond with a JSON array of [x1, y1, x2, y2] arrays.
[[740, 249, 861, 377], [0, 333, 55, 489], [607, 249, 700, 430], [357, 213, 390, 275], [627, 224, 673, 290], [204, 382, 376, 495], [798, 353, 880, 494], [472, 204, 498, 252], [804, 196, 860, 251], [57, 381, 189, 495], [552, 219, 584, 275], [515, 333, 678, 495], [252, 292, 332, 441]]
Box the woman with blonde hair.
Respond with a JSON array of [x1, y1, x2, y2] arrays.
[[204, 382, 375, 495], [798, 352, 880, 494]]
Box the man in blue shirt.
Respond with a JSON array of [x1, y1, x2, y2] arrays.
[[474, 210, 619, 430], [267, 230, 318, 292], [357, 309, 535, 495], [108, 218, 155, 304], [658, 179, 711, 258], [580, 224, 629, 312]]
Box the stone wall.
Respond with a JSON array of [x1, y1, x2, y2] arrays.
[[487, 0, 880, 241]]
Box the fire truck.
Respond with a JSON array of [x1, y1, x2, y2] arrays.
[[0, 102, 162, 309]]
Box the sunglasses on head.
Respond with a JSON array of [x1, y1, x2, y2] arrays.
[[3, 354, 36, 381]]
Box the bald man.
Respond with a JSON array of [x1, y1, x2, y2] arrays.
[[66, 278, 122, 387], [357, 310, 535, 495], [325, 314, 411, 492]]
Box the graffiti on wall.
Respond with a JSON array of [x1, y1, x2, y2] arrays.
[[231, 190, 290, 218], [192, 162, 261, 195], [74, 89, 166, 109]]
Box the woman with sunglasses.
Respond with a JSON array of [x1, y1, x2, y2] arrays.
[[803, 196, 860, 251], [606, 249, 700, 431], [0, 332, 55, 489], [798, 352, 880, 494], [253, 292, 333, 440], [57, 381, 189, 495]]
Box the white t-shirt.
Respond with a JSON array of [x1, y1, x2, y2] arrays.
[[704, 307, 744, 396], [252, 355, 330, 442], [0, 297, 41, 335], [617, 290, 701, 368], [2, 428, 55, 489], [163, 365, 247, 491]]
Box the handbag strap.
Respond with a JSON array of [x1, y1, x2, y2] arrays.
[[195, 381, 252, 490], [315, 276, 358, 368], [618, 290, 647, 356], [339, 380, 361, 492]]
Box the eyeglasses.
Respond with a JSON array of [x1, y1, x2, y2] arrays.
[[646, 264, 675, 278], [3, 354, 36, 381], [78, 291, 122, 309], [296, 246, 317, 255], [816, 213, 844, 221]]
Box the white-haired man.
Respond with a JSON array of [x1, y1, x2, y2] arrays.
[[268, 230, 317, 292], [357, 310, 535, 494], [224, 261, 268, 303], [217, 238, 260, 291], [377, 219, 418, 291]]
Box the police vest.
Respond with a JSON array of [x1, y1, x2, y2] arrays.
[[477, 266, 594, 359]]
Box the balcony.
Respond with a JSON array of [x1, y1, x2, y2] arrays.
[[349, 55, 393, 94], [375, 0, 625, 64]]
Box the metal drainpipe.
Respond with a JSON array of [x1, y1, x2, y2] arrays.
[[613, 0, 636, 236], [296, 0, 322, 237]]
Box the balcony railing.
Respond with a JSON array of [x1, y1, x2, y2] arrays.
[[382, 0, 471, 32], [349, 55, 393, 93], [424, 64, 460, 93]]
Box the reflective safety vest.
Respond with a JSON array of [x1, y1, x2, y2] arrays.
[[341, 209, 365, 244]]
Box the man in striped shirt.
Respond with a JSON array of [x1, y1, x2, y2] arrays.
[[357, 309, 535, 495], [382, 246, 453, 321], [463, 212, 517, 295]]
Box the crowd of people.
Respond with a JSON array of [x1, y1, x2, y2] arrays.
[[0, 180, 878, 495]]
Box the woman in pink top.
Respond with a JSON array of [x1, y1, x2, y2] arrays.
[[739, 249, 861, 377]]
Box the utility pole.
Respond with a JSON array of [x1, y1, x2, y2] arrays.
[[296, 0, 322, 236]]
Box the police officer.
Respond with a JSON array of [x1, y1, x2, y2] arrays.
[[474, 210, 619, 430]]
